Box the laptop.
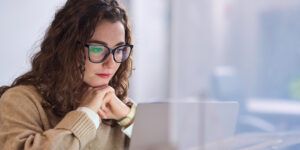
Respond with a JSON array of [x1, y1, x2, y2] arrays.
[[129, 100, 239, 150]]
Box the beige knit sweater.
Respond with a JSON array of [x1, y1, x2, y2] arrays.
[[0, 85, 129, 150]]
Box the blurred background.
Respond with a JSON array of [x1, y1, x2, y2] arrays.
[[1, 0, 300, 148]]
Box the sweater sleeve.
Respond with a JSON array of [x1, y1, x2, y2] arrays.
[[0, 87, 97, 150]]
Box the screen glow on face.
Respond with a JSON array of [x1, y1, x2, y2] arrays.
[[89, 45, 104, 54], [88, 45, 107, 62], [85, 43, 133, 63]]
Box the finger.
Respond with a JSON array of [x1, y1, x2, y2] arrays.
[[107, 86, 116, 94], [100, 107, 114, 119], [93, 86, 114, 98], [96, 86, 114, 95], [98, 109, 107, 119], [103, 87, 117, 101], [101, 104, 109, 113], [103, 92, 113, 104]]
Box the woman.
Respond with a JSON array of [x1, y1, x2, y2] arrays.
[[0, 0, 135, 149]]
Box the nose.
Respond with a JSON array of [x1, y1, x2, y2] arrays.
[[102, 53, 115, 68]]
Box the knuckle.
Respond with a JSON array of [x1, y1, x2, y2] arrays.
[[108, 87, 115, 92]]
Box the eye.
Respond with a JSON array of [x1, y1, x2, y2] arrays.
[[89, 45, 104, 53], [115, 47, 125, 53]]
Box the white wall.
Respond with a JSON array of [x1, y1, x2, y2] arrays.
[[130, 0, 170, 101], [0, 0, 65, 86], [170, 0, 216, 98]]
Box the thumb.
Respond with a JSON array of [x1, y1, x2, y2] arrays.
[[100, 92, 112, 108]]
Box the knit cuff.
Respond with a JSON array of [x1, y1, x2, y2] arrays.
[[55, 111, 97, 148], [76, 107, 101, 129]]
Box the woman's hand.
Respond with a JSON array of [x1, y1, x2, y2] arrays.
[[79, 85, 112, 113], [98, 86, 130, 120], [79, 86, 130, 120]]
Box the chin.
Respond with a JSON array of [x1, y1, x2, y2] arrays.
[[83, 77, 110, 87], [89, 81, 109, 88]]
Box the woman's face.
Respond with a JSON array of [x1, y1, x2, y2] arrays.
[[83, 20, 125, 87]]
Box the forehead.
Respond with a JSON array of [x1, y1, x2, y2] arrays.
[[90, 20, 125, 47]]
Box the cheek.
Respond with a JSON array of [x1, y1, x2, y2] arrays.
[[113, 64, 121, 74], [84, 60, 91, 73], [83, 59, 96, 78], [83, 61, 89, 82]]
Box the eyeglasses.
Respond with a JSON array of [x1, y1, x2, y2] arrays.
[[85, 43, 133, 63]]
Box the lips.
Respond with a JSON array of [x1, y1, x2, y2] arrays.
[[96, 73, 111, 78]]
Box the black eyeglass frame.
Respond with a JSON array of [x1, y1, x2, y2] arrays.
[[84, 43, 133, 63]]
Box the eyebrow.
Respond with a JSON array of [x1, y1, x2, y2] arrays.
[[88, 40, 125, 47]]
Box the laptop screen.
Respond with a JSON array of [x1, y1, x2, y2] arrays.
[[129, 101, 239, 150]]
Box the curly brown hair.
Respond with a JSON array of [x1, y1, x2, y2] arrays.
[[0, 0, 133, 119]]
